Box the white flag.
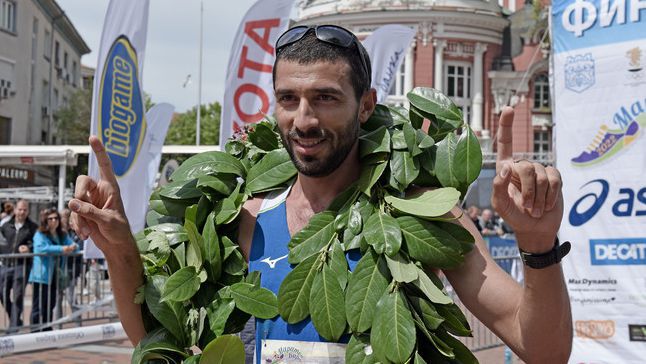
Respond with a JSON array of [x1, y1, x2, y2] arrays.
[[362, 25, 416, 103], [86, 0, 173, 258], [219, 0, 295, 147]]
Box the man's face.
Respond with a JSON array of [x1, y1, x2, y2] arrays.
[[14, 201, 28, 223], [482, 209, 493, 222], [274, 59, 363, 177]]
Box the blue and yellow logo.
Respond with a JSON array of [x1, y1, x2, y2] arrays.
[[98, 36, 146, 177]]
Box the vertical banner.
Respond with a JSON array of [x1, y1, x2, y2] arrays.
[[362, 24, 416, 103], [86, 0, 173, 258], [219, 0, 295, 147], [552, 1, 646, 362]]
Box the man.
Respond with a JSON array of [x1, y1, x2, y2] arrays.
[[69, 25, 572, 362], [480, 208, 503, 237], [466, 205, 482, 232], [0, 199, 38, 330]]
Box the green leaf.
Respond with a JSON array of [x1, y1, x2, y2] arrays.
[[173, 243, 186, 269], [412, 268, 453, 305], [362, 104, 394, 131], [357, 162, 387, 197], [409, 105, 424, 129], [370, 290, 416, 363], [144, 275, 186, 344], [223, 248, 247, 276], [346, 334, 378, 364], [184, 220, 204, 269], [392, 129, 408, 150], [408, 295, 444, 330], [416, 129, 435, 149], [364, 211, 402, 256], [199, 335, 245, 364], [230, 282, 278, 319], [146, 223, 188, 246], [246, 149, 297, 194], [403, 122, 422, 156], [309, 265, 347, 342], [435, 132, 460, 188], [414, 351, 428, 364], [171, 151, 245, 181], [388, 105, 411, 126], [385, 253, 418, 283], [436, 303, 472, 336], [454, 123, 483, 186], [131, 328, 187, 364], [202, 213, 222, 282], [159, 178, 202, 200], [288, 211, 336, 264], [196, 174, 238, 196], [398, 216, 464, 269], [347, 203, 363, 235], [437, 329, 479, 363], [345, 250, 390, 332], [390, 150, 419, 189], [385, 188, 460, 218], [161, 266, 201, 302], [248, 121, 280, 151], [278, 253, 320, 323], [329, 240, 348, 289], [360, 126, 390, 158], [206, 298, 236, 337], [407, 87, 463, 122], [435, 221, 476, 254]]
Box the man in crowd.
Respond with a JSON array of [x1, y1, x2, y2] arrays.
[[481, 208, 503, 237], [0, 199, 38, 330], [68, 25, 572, 362]]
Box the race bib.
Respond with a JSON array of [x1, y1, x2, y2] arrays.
[[258, 339, 346, 363]]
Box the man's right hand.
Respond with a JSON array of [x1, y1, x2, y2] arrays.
[[69, 136, 135, 257]]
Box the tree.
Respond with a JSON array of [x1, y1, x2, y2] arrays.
[[165, 102, 221, 145], [55, 88, 92, 145]]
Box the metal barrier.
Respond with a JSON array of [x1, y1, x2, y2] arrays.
[[0, 252, 117, 335]]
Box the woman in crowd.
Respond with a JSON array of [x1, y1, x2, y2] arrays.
[[29, 207, 77, 331]]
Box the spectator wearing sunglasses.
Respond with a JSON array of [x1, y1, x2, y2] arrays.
[[69, 25, 571, 363], [28, 208, 78, 331]]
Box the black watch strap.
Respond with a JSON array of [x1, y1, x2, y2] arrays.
[[519, 238, 571, 269]]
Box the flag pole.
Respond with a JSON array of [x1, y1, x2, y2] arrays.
[[196, 0, 203, 145]]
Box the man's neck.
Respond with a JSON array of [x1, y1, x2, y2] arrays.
[[290, 144, 361, 213]]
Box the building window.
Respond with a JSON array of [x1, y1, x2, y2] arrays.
[[533, 74, 550, 110], [44, 29, 52, 59], [0, 0, 16, 33], [533, 129, 552, 154], [388, 57, 406, 97], [445, 62, 472, 123], [72, 61, 77, 86], [0, 116, 11, 144], [54, 41, 60, 67]]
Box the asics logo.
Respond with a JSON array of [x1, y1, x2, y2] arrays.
[[261, 254, 288, 269]]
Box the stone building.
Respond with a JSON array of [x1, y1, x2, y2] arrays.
[[0, 0, 89, 192], [296, 0, 552, 161]]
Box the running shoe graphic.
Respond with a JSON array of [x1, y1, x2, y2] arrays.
[[571, 113, 646, 166]]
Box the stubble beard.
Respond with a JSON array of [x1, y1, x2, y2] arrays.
[[281, 116, 360, 178]]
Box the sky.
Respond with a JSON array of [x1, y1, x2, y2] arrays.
[[57, 0, 260, 112]]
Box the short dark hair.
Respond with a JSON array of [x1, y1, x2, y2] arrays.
[[273, 29, 372, 101]]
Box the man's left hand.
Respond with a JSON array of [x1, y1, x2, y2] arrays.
[[491, 107, 564, 254]]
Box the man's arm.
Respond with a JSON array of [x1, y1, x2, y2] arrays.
[[445, 107, 572, 363], [69, 136, 146, 346], [444, 210, 571, 363]]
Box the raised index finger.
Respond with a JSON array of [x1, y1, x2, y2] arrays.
[[89, 135, 118, 185], [496, 106, 515, 171]]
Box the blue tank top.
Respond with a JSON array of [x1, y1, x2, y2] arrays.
[[248, 186, 361, 363]]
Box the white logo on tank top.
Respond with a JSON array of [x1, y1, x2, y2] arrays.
[[261, 254, 288, 269]]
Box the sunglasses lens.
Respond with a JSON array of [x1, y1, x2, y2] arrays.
[[316, 26, 354, 47], [276, 26, 309, 50]]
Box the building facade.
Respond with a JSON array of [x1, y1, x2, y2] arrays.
[[0, 0, 90, 147], [295, 0, 552, 162], [0, 0, 89, 192]]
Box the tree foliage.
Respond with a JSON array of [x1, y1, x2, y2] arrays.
[[165, 102, 221, 146], [55, 88, 92, 145]]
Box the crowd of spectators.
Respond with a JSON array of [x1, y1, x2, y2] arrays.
[[0, 200, 89, 332], [465, 205, 515, 238]]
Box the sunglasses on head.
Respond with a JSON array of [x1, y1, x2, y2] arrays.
[[275, 25, 370, 83]]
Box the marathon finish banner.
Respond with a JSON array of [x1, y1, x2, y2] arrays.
[[552, 1, 646, 362], [219, 0, 295, 147]]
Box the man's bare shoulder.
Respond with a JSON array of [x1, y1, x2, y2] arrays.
[[237, 194, 265, 260]]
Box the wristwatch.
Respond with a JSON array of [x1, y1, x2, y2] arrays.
[[519, 237, 571, 269]]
